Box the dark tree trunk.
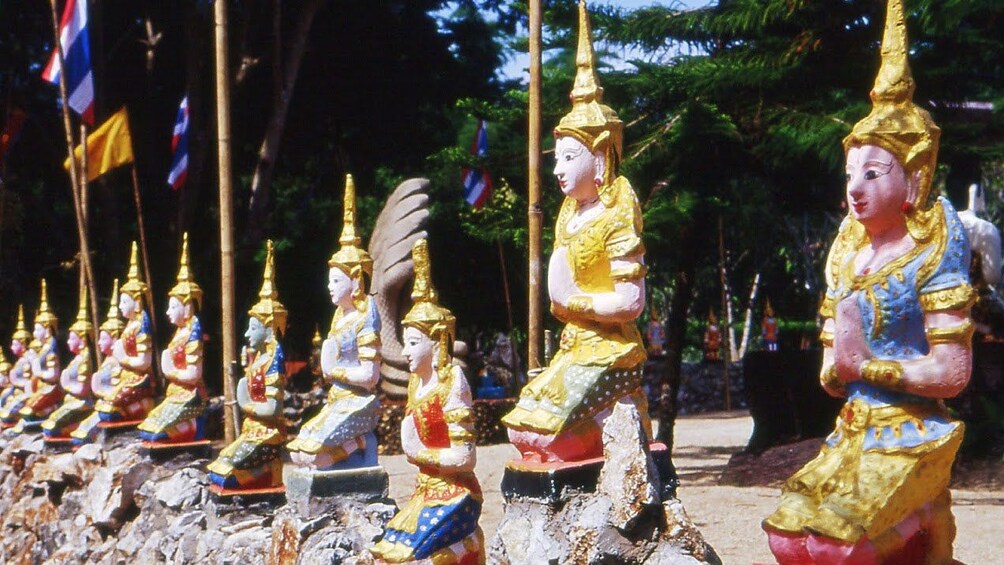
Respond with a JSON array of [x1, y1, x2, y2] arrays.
[[657, 230, 697, 454]]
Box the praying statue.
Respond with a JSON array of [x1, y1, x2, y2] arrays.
[[371, 239, 484, 563], [763, 1, 974, 562], [0, 306, 34, 426], [501, 1, 648, 463], [72, 280, 128, 445], [208, 241, 288, 491], [15, 280, 63, 432], [42, 285, 95, 440]]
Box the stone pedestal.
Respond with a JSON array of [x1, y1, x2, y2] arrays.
[[489, 400, 720, 565], [284, 464, 389, 503], [140, 439, 213, 462]]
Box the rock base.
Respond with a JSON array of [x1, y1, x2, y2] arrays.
[[284, 464, 389, 503], [0, 432, 396, 563], [489, 400, 720, 564]]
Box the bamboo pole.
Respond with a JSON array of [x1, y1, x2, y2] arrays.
[[718, 215, 731, 411], [214, 0, 237, 444], [497, 240, 514, 333], [77, 122, 101, 348], [527, 0, 543, 371], [48, 0, 99, 348]]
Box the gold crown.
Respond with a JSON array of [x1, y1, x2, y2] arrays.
[[402, 239, 455, 340], [100, 278, 125, 337], [707, 309, 717, 324], [69, 283, 92, 336], [764, 298, 775, 318], [249, 240, 288, 335], [169, 232, 203, 309], [34, 279, 58, 331], [554, 1, 623, 168], [843, 0, 940, 209], [328, 174, 374, 279], [12, 304, 30, 343], [120, 241, 148, 301]]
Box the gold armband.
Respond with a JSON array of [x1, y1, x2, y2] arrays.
[[415, 448, 440, 466], [566, 295, 594, 315], [919, 285, 976, 312], [610, 263, 648, 281], [860, 359, 905, 391], [926, 320, 975, 346], [819, 329, 834, 348], [326, 368, 348, 385], [820, 364, 842, 391]]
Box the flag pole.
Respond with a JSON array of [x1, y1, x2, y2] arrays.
[[214, 0, 238, 444], [48, 0, 99, 346], [129, 164, 160, 354], [527, 0, 543, 371], [78, 122, 101, 347]]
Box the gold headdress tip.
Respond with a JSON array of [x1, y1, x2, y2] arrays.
[[250, 239, 287, 335], [122, 240, 148, 299], [339, 173, 362, 247], [403, 238, 456, 338], [35, 278, 58, 330], [170, 233, 203, 308], [13, 304, 31, 343], [765, 299, 775, 317], [100, 279, 124, 337], [843, 0, 940, 209], [70, 284, 92, 336]]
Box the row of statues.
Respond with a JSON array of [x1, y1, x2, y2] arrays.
[[0, 0, 978, 562]]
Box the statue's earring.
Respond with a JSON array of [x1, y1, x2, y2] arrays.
[[901, 201, 914, 214], [594, 176, 603, 187]]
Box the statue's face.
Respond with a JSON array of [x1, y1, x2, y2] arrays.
[[119, 293, 137, 318], [166, 296, 188, 327], [10, 339, 24, 356], [554, 136, 601, 202], [328, 267, 353, 306], [98, 330, 115, 355], [403, 326, 435, 374], [33, 322, 46, 341], [67, 331, 83, 354], [845, 144, 910, 231], [245, 316, 268, 350]]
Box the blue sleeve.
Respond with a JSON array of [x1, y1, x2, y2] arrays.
[[920, 197, 972, 295]]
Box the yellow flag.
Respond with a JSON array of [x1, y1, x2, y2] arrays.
[[63, 107, 135, 182]]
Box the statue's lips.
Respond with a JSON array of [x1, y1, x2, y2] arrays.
[[852, 201, 867, 213]]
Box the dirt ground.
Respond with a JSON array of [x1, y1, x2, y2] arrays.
[[381, 411, 1004, 564]]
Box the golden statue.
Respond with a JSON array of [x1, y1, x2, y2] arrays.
[[208, 240, 288, 491], [140, 233, 208, 444], [16, 279, 64, 432], [371, 239, 484, 564], [94, 243, 156, 424], [42, 284, 95, 440], [287, 175, 383, 471], [72, 279, 128, 445], [0, 305, 36, 427], [502, 0, 649, 462], [763, 1, 973, 562]]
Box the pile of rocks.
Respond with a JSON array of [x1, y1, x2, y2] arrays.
[[0, 433, 394, 564]]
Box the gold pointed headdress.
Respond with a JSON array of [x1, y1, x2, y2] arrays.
[[69, 283, 93, 336], [170, 232, 203, 309], [843, 0, 940, 209], [764, 298, 775, 318], [120, 241, 148, 301], [100, 278, 125, 337], [554, 1, 624, 176], [34, 279, 58, 331], [328, 174, 374, 280], [249, 240, 288, 335], [12, 304, 31, 343], [402, 239, 456, 342]]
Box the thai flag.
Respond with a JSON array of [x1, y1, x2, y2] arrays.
[[167, 96, 189, 191], [461, 119, 493, 209], [41, 0, 95, 125]]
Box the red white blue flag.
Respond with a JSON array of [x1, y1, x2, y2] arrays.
[[41, 0, 95, 125], [167, 96, 189, 191], [461, 119, 492, 209]]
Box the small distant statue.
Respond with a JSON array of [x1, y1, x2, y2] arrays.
[[646, 300, 666, 356], [209, 241, 287, 491], [94, 243, 156, 424], [15, 280, 63, 432], [703, 310, 722, 363], [139, 233, 208, 444], [42, 285, 94, 440], [764, 2, 974, 562], [761, 299, 779, 352], [72, 280, 126, 445], [287, 174, 383, 471], [0, 305, 35, 426], [501, 0, 649, 463], [482, 332, 520, 396], [370, 239, 484, 563]]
